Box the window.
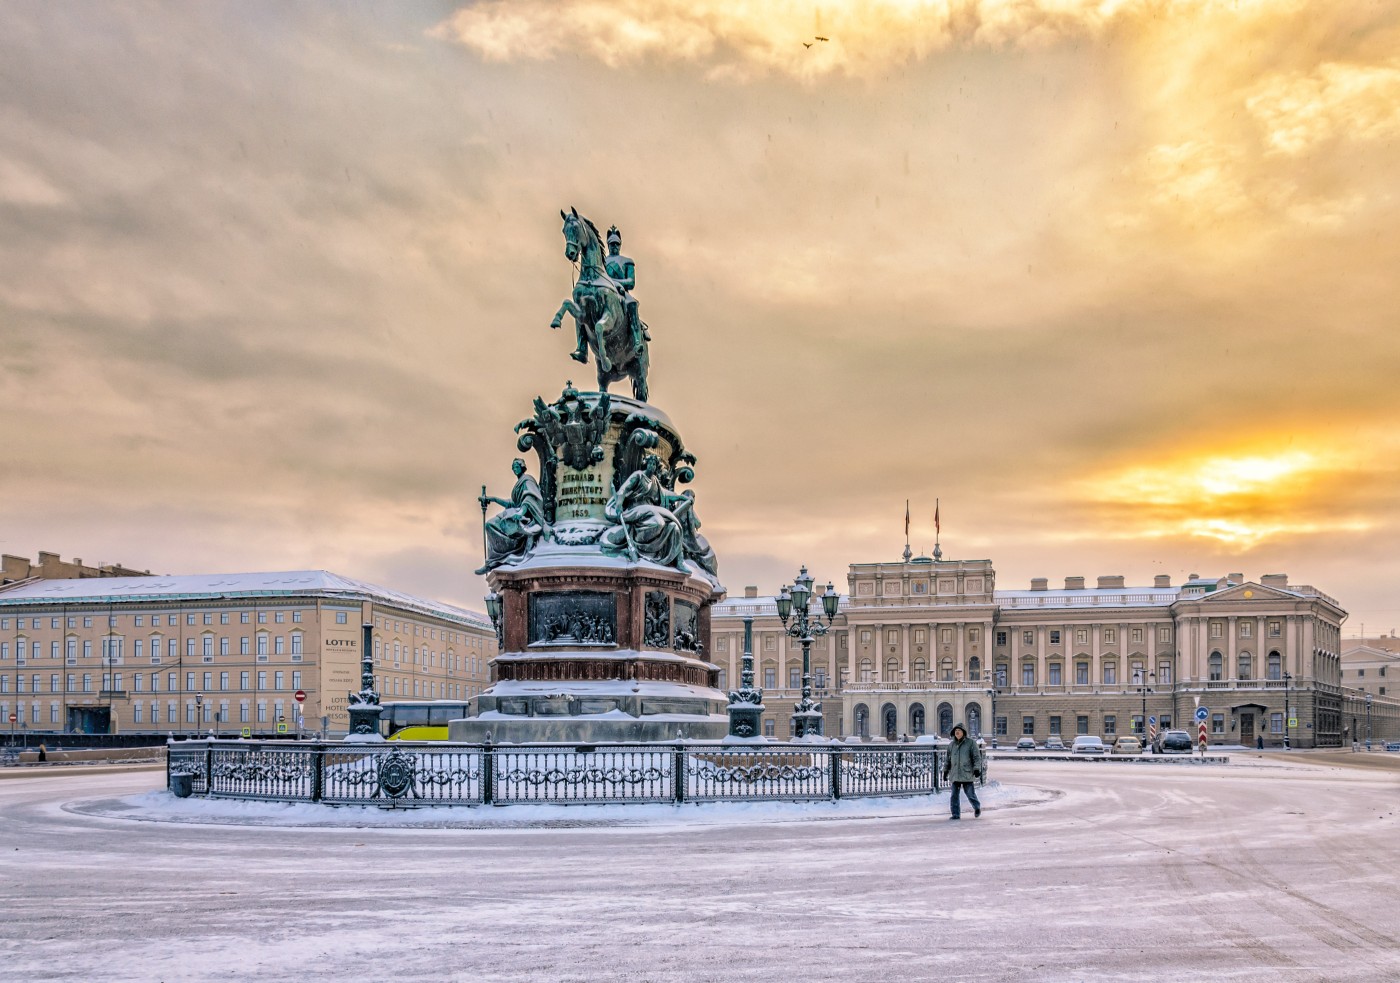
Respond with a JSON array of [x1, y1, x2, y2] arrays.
[[913, 629, 926, 644], [1210, 621, 1222, 638], [275, 611, 286, 624], [1048, 664, 1062, 686], [275, 637, 285, 655], [1103, 664, 1117, 685], [220, 637, 229, 656], [860, 630, 871, 643], [84, 617, 93, 628], [292, 671, 301, 690], [1132, 714, 1144, 735], [202, 672, 212, 690], [814, 668, 826, 689], [83, 674, 92, 693], [968, 628, 980, 644], [1269, 621, 1281, 637], [241, 612, 250, 624], [292, 611, 302, 623], [274, 671, 285, 690], [996, 631, 1007, 646], [221, 613, 230, 624], [1049, 715, 1062, 735], [1158, 662, 1173, 684], [1240, 621, 1252, 638], [257, 671, 267, 689], [1104, 715, 1116, 736], [1021, 664, 1035, 686], [1075, 629, 1088, 644], [994, 716, 1007, 736], [763, 720, 775, 737], [1049, 630, 1061, 645], [1104, 628, 1116, 644], [240, 671, 250, 689], [1022, 630, 1034, 645], [1211, 713, 1224, 734], [788, 667, 800, 689], [203, 635, 213, 657], [1270, 712, 1283, 734], [763, 668, 776, 689], [291, 634, 303, 656], [1209, 652, 1223, 681], [1076, 715, 1089, 735], [335, 612, 348, 625], [1131, 628, 1144, 643], [1158, 627, 1171, 643], [1238, 654, 1252, 680], [1022, 716, 1035, 736], [257, 635, 268, 657], [764, 636, 776, 651], [1076, 662, 1089, 685]]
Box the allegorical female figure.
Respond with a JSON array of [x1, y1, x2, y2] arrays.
[[600, 455, 685, 567], [477, 458, 548, 573]]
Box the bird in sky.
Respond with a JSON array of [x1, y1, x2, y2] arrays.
[[802, 41, 812, 48], [816, 36, 829, 41]]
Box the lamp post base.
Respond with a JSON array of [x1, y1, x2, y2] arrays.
[[790, 704, 824, 739]]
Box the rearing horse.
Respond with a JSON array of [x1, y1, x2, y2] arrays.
[[550, 207, 650, 402]]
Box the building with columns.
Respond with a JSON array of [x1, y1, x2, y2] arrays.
[[711, 554, 1349, 748]]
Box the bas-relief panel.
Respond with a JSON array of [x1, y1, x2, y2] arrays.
[[528, 591, 616, 645], [857, 581, 875, 596]]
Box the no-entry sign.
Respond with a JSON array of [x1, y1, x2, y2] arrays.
[[7, 713, 15, 723], [294, 690, 307, 703]]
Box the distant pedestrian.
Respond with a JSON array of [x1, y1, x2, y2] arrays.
[[1256, 735, 1263, 750], [942, 723, 983, 820]]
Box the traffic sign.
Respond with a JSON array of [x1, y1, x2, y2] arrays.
[[1148, 715, 1157, 726], [1288, 718, 1298, 728], [1194, 707, 1209, 723], [294, 690, 307, 704], [241, 727, 252, 738], [7, 713, 15, 723], [276, 722, 288, 734], [1198, 722, 1208, 745]]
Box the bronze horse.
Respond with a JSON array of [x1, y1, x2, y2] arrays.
[[550, 208, 650, 401]]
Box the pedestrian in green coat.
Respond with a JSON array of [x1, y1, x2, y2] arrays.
[[942, 723, 983, 819]]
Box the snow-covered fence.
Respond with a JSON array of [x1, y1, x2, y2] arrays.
[[167, 740, 975, 808]]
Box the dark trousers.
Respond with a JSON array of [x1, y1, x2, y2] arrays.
[[950, 780, 981, 818]]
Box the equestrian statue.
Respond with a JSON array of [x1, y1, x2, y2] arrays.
[[550, 207, 650, 401]]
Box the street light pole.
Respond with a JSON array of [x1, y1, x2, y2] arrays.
[[1366, 692, 1373, 751], [1135, 669, 1155, 744], [774, 566, 840, 740], [984, 670, 999, 748], [1282, 671, 1292, 750]]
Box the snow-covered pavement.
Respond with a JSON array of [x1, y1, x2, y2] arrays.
[[2, 753, 1398, 981]]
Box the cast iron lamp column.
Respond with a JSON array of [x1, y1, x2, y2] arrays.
[[774, 566, 840, 740], [1135, 669, 1155, 743], [1366, 692, 1373, 750], [984, 670, 999, 747], [1282, 671, 1292, 749]]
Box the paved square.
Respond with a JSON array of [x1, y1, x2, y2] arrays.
[[2, 753, 1398, 981]]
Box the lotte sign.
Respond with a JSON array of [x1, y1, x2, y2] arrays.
[[294, 690, 307, 704]]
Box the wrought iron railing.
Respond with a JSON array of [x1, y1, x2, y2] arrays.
[[166, 740, 985, 807]]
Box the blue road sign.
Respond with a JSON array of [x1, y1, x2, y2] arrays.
[[1148, 715, 1157, 726], [1194, 707, 1210, 723]]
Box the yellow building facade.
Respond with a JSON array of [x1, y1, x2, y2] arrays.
[[0, 571, 494, 739]]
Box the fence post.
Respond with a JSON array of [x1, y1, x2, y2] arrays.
[[203, 740, 214, 795], [310, 744, 323, 802], [674, 744, 686, 804], [831, 747, 842, 801], [934, 749, 942, 792], [482, 738, 494, 805]]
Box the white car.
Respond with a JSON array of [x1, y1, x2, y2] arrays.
[[1071, 735, 1107, 755]]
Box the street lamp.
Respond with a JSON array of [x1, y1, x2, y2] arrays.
[[1366, 692, 1373, 751], [983, 669, 999, 747], [1282, 671, 1292, 750], [774, 566, 840, 739], [1134, 669, 1155, 744], [483, 592, 504, 646]]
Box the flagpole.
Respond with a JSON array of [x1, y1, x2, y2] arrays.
[[934, 498, 942, 561], [903, 499, 911, 562]]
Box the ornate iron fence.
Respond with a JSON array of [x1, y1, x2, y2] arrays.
[[166, 740, 985, 808]]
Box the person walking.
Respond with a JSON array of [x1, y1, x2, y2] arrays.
[[943, 723, 983, 820]]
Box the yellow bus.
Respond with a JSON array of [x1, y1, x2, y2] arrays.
[[378, 701, 472, 741]]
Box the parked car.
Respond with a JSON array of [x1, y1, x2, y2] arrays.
[[1111, 736, 1143, 755], [1044, 736, 1066, 751], [1384, 741, 1400, 752], [1071, 735, 1107, 755], [1015, 737, 1038, 751], [1153, 729, 1193, 754]]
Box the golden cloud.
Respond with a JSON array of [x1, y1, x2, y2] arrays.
[[1247, 61, 1400, 156]]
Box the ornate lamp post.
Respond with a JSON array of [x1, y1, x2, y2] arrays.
[[725, 617, 765, 739], [1366, 692, 1373, 751], [774, 566, 840, 740], [484, 591, 504, 647], [1135, 669, 1155, 743], [1282, 671, 1292, 750], [344, 622, 384, 742], [983, 670, 999, 747]]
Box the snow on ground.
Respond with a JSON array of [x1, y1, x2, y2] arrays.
[[2, 753, 1399, 982]]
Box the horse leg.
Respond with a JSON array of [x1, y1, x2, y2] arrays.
[[594, 304, 614, 375], [632, 344, 649, 402], [551, 300, 589, 362]]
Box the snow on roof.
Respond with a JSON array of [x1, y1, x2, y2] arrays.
[[0, 570, 491, 628]]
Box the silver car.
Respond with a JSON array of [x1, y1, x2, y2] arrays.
[[1071, 735, 1107, 755]]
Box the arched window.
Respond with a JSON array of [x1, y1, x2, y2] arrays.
[[885, 657, 900, 680], [966, 703, 982, 736], [910, 703, 926, 736], [912, 658, 927, 681], [968, 656, 981, 679], [1209, 651, 1223, 681], [1238, 652, 1252, 681], [937, 702, 954, 736], [881, 703, 898, 740], [940, 657, 954, 681], [860, 658, 873, 681], [854, 703, 870, 737], [1267, 651, 1282, 680]]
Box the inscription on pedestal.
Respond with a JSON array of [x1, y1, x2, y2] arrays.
[[555, 463, 612, 521]]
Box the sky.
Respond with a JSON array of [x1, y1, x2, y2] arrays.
[[1, 1, 1398, 633]]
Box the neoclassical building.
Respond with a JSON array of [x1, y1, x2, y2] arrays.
[[711, 554, 1348, 748], [0, 571, 494, 738]]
